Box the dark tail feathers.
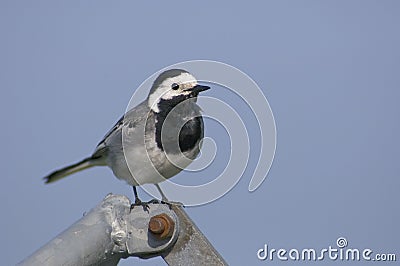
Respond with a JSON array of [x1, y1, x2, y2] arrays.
[[43, 157, 96, 184]]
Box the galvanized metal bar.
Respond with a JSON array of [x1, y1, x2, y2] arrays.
[[18, 194, 226, 265], [162, 206, 228, 266], [18, 194, 179, 266]]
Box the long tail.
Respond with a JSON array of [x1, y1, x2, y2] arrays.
[[43, 157, 97, 184]]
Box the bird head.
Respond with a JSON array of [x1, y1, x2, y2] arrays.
[[148, 69, 210, 113]]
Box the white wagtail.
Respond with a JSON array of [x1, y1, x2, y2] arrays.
[[44, 69, 210, 208]]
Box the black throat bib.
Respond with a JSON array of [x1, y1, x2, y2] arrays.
[[155, 95, 203, 153]]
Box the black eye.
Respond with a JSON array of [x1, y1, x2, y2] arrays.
[[171, 83, 180, 90]]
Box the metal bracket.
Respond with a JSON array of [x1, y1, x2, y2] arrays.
[[120, 200, 179, 257], [19, 193, 227, 265], [19, 194, 179, 265]]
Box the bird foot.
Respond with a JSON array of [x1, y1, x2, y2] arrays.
[[130, 198, 162, 212], [130, 199, 184, 212], [160, 200, 185, 209]]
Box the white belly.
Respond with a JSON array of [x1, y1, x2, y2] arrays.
[[107, 139, 199, 187]]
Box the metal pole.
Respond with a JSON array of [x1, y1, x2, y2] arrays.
[[19, 194, 226, 265], [161, 206, 228, 266], [19, 194, 179, 266]]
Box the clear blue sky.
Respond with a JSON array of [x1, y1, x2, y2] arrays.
[[1, 1, 399, 265]]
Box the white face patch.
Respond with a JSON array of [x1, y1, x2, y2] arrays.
[[148, 72, 198, 112]]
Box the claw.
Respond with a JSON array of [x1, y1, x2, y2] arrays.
[[129, 198, 165, 212], [147, 199, 160, 204], [160, 200, 185, 209], [130, 199, 150, 212]]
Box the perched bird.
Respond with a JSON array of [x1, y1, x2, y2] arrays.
[[43, 69, 210, 207]]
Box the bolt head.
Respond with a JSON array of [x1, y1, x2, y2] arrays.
[[148, 213, 175, 239], [149, 217, 165, 234]]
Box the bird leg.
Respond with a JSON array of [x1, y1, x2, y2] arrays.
[[155, 184, 185, 208], [130, 186, 152, 212], [130, 186, 164, 212]]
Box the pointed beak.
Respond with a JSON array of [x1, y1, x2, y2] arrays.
[[188, 84, 210, 93]]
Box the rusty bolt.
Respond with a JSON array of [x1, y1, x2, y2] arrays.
[[148, 213, 175, 239]]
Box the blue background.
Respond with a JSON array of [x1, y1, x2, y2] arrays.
[[1, 1, 399, 265]]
